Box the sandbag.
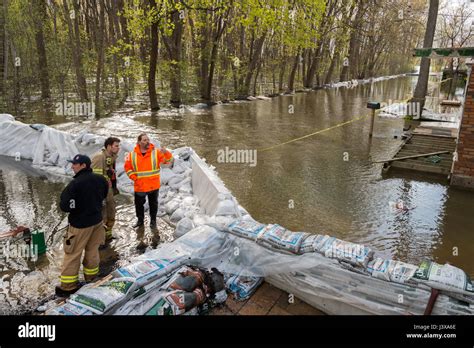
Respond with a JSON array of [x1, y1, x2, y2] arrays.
[[163, 289, 206, 314], [48, 302, 94, 316], [257, 224, 309, 254], [299, 234, 335, 254], [214, 199, 237, 216], [68, 277, 137, 314], [324, 239, 374, 267], [160, 168, 174, 185], [165, 198, 182, 215], [112, 258, 184, 287], [170, 208, 185, 223], [225, 273, 263, 301], [227, 219, 266, 241], [174, 217, 195, 238], [367, 258, 418, 284], [413, 261, 474, 295]]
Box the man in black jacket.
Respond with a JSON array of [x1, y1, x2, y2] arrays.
[[56, 154, 108, 296]]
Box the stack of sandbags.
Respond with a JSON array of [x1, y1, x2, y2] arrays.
[[367, 258, 418, 284], [226, 219, 266, 241], [112, 257, 186, 288], [256, 224, 309, 254], [67, 277, 138, 315]]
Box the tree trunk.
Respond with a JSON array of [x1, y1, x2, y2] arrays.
[[31, 0, 51, 100], [242, 33, 266, 97], [412, 0, 439, 111], [107, 0, 120, 97], [63, 0, 89, 101], [148, 0, 159, 111], [94, 0, 105, 116], [167, 9, 183, 107], [287, 53, 299, 92], [325, 50, 339, 85], [0, 0, 5, 97]]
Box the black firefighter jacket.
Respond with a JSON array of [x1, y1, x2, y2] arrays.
[[60, 168, 109, 228]]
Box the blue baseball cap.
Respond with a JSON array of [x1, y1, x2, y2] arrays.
[[67, 154, 91, 167]]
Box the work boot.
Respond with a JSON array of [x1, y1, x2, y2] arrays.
[[132, 220, 144, 228], [150, 220, 157, 229], [55, 285, 81, 298]]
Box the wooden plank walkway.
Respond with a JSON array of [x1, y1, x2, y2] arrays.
[[211, 282, 325, 316], [382, 132, 457, 177]]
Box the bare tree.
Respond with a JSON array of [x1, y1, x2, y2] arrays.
[[412, 0, 439, 110]]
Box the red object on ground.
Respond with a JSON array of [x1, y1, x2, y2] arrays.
[[0, 226, 31, 240]]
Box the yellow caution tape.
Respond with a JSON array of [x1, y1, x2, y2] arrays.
[[258, 98, 412, 153]]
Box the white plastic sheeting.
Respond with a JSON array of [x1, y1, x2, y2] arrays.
[[0, 115, 160, 193]]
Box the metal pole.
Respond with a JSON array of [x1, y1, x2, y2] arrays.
[[369, 109, 376, 137]]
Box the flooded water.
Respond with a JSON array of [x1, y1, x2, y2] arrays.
[[1, 76, 474, 313]]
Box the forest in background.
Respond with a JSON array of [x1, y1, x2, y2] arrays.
[[0, 0, 464, 115]]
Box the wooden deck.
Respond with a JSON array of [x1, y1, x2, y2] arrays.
[[382, 131, 457, 177]]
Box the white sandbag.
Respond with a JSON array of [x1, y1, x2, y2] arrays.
[[226, 219, 266, 241], [170, 208, 185, 223], [165, 198, 182, 215], [160, 168, 174, 185], [214, 199, 238, 216], [179, 183, 193, 194], [174, 217, 195, 238], [413, 261, 474, 295], [112, 258, 185, 287], [168, 174, 186, 186], [170, 177, 191, 190], [367, 258, 418, 284], [204, 215, 235, 231], [324, 239, 374, 267], [48, 302, 94, 316], [171, 161, 186, 174], [68, 277, 138, 314], [225, 273, 263, 301], [0, 114, 14, 122], [299, 235, 337, 255], [257, 224, 309, 254], [299, 234, 319, 254]]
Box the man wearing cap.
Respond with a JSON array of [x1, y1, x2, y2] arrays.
[[124, 133, 173, 229], [91, 137, 121, 244], [56, 154, 109, 296]]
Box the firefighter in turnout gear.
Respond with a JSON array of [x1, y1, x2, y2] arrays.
[[91, 137, 120, 243], [124, 133, 173, 229], [56, 154, 108, 297]]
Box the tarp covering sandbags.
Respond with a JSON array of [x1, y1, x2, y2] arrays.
[[0, 115, 154, 193]]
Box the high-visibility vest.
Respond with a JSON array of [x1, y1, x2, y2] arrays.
[[124, 144, 173, 192]]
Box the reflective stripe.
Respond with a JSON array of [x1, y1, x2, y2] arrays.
[[151, 149, 157, 170], [135, 171, 160, 178], [60, 275, 79, 283], [83, 267, 99, 275], [92, 168, 102, 174], [131, 152, 138, 173]]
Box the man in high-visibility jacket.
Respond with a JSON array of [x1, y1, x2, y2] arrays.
[[91, 137, 120, 243], [124, 133, 173, 228]]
